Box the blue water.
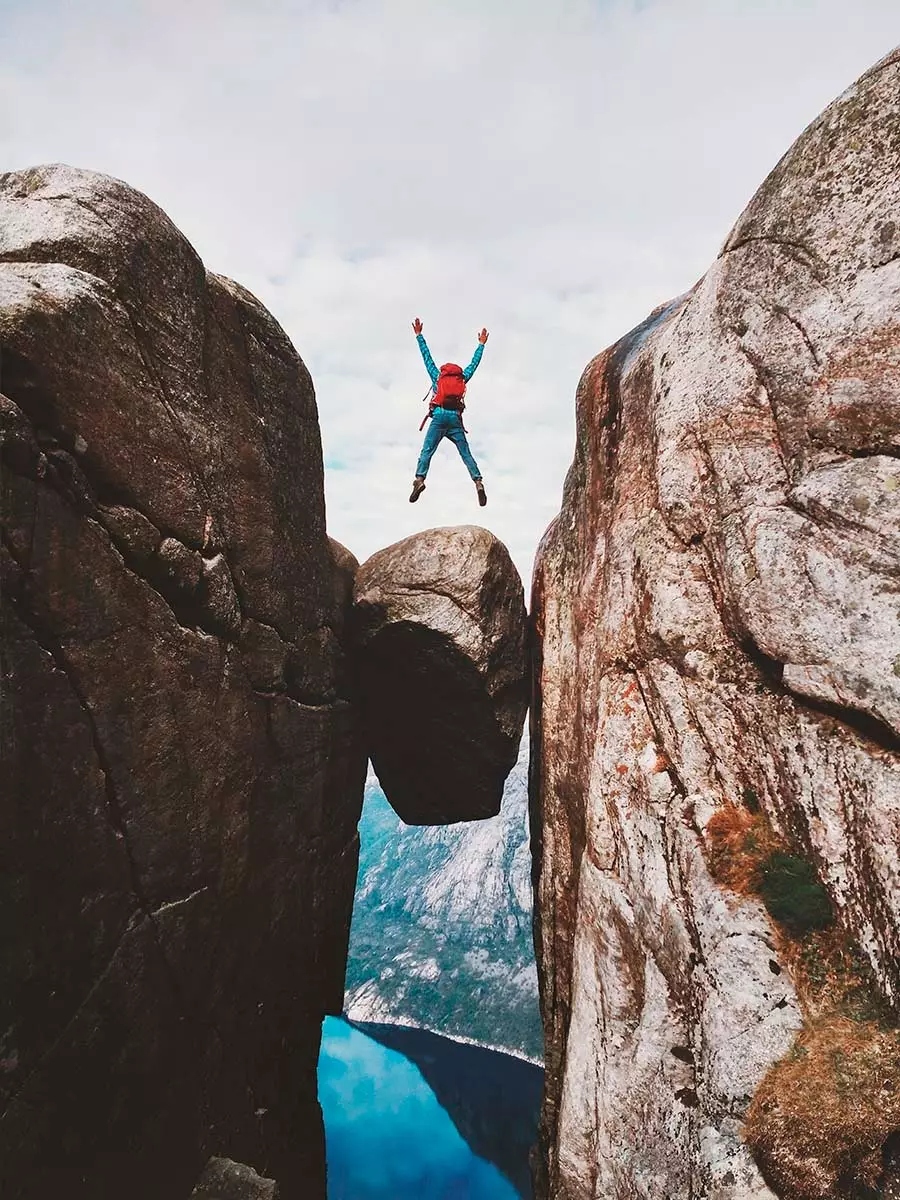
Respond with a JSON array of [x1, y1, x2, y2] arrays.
[[318, 1017, 521, 1200]]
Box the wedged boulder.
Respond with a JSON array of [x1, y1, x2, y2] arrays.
[[531, 49, 900, 1200], [0, 166, 366, 1200], [352, 526, 527, 824]]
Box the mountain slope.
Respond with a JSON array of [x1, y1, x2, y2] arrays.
[[344, 743, 542, 1061]]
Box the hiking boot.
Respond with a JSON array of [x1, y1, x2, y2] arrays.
[[409, 476, 426, 503], [475, 479, 487, 507]]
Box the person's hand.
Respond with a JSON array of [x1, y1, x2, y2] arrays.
[[413, 317, 423, 335], [478, 328, 489, 344]]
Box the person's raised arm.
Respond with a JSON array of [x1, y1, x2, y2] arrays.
[[412, 317, 439, 385], [463, 327, 489, 381]]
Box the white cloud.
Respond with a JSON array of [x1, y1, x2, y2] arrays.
[[2, 0, 898, 581]]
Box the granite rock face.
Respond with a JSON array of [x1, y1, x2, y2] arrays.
[[531, 50, 900, 1200], [0, 165, 367, 1200], [353, 526, 528, 824]]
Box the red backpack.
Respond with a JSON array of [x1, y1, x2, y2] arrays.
[[433, 363, 466, 411], [419, 364, 468, 430]]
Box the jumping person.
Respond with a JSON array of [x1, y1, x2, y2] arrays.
[[409, 317, 489, 506]]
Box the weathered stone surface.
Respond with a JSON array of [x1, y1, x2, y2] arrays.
[[102, 502, 161, 562], [531, 49, 900, 1200], [190, 1157, 278, 1199], [0, 165, 366, 1200], [353, 525, 528, 824], [329, 537, 358, 637], [200, 552, 242, 637]]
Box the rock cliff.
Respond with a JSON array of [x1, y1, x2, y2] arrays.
[[352, 525, 528, 824], [0, 166, 366, 1200], [7, 45, 900, 1200], [531, 49, 900, 1200]]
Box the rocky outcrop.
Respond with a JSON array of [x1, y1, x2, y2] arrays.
[[531, 49, 900, 1200], [352, 526, 528, 824], [190, 1158, 278, 1200], [0, 166, 367, 1200]]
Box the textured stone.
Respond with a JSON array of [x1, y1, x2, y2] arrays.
[[329, 537, 358, 638], [200, 552, 242, 637], [239, 618, 289, 692], [158, 535, 203, 593], [102, 503, 161, 562], [0, 165, 366, 1200], [190, 1157, 278, 1200], [531, 49, 900, 1200], [353, 525, 528, 824]]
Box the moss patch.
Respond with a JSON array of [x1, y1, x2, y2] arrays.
[[758, 851, 833, 936], [704, 804, 899, 1195], [744, 1016, 900, 1199], [785, 927, 895, 1030], [705, 804, 834, 937], [704, 802, 782, 896]]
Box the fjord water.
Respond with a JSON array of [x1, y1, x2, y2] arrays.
[[318, 1017, 538, 1199]]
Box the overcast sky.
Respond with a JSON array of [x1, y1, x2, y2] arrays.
[[2, 0, 898, 583]]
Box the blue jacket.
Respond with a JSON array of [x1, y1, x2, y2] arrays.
[[417, 333, 484, 395]]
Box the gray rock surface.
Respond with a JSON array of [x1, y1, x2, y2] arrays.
[[0, 165, 366, 1200], [190, 1157, 278, 1200], [352, 525, 528, 824], [531, 48, 900, 1200]]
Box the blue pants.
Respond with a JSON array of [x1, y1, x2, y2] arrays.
[[416, 408, 482, 480]]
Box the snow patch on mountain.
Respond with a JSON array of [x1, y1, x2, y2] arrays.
[[344, 740, 541, 1060]]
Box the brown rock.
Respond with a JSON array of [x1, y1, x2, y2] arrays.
[[329, 537, 358, 637], [325, 539, 359, 701], [531, 49, 900, 1200], [0, 166, 366, 1200], [353, 525, 527, 824], [102, 503, 161, 562], [199, 552, 242, 636], [158, 535, 203, 593], [239, 618, 289, 691]]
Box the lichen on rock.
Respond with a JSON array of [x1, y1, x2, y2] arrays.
[[530, 46, 900, 1200]]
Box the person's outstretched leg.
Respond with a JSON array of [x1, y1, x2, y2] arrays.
[[446, 420, 487, 505], [446, 420, 481, 478], [410, 417, 444, 502]]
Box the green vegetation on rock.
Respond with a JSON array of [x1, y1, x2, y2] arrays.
[[758, 851, 833, 936]]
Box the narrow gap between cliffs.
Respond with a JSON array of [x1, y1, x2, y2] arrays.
[[317, 741, 543, 1200]]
